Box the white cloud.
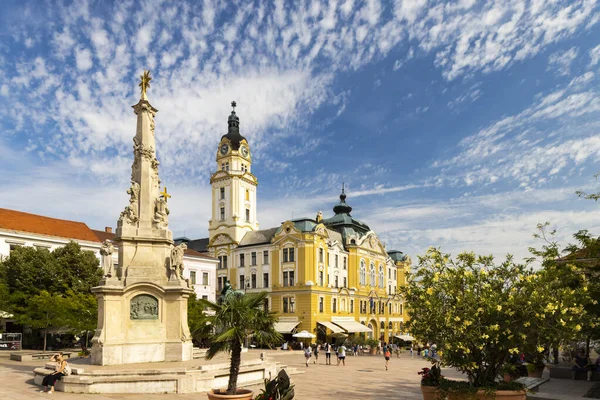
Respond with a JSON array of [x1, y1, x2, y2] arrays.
[[590, 44, 600, 66], [547, 46, 579, 76], [75, 47, 93, 71]]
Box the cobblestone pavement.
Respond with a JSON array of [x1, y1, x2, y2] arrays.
[[0, 351, 593, 399]]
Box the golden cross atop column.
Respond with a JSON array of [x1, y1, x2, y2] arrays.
[[139, 70, 152, 98], [160, 186, 171, 203]]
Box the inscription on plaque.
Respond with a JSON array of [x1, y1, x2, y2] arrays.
[[130, 294, 159, 320]]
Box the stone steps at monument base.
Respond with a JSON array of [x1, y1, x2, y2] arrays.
[[33, 358, 279, 394]]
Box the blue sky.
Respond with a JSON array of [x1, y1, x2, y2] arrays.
[[1, 0, 599, 262]]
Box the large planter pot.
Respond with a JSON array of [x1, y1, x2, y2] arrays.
[[450, 390, 526, 400], [420, 385, 441, 400], [492, 390, 527, 400], [207, 389, 253, 400], [528, 364, 545, 378]]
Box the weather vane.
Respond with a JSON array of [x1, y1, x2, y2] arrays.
[[139, 70, 152, 96], [231, 101, 236, 111]]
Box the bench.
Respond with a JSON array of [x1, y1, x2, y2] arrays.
[[10, 352, 72, 362], [515, 377, 549, 392], [549, 366, 600, 381]]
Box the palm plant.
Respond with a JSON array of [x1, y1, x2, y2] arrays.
[[198, 291, 282, 395]]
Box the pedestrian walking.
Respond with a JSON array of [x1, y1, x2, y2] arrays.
[[410, 345, 413, 357], [384, 348, 391, 371], [304, 345, 312, 367], [325, 342, 332, 365], [337, 344, 347, 366], [313, 343, 319, 364]]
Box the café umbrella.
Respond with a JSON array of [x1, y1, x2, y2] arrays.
[[292, 330, 316, 347]]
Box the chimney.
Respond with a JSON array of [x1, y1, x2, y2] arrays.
[[105, 227, 113, 233]]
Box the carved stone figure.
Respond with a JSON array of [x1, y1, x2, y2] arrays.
[[316, 210, 323, 223], [170, 243, 187, 279], [153, 196, 169, 229], [119, 181, 140, 224], [100, 240, 115, 277]]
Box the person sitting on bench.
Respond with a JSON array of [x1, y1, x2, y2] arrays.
[[572, 349, 593, 381]]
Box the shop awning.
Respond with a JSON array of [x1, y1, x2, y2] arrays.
[[332, 320, 372, 333], [317, 321, 344, 334], [274, 321, 300, 334], [394, 334, 415, 341]]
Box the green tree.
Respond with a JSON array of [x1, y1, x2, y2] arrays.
[[528, 223, 600, 355], [187, 292, 206, 344], [576, 173, 600, 201], [14, 290, 69, 352], [403, 248, 588, 389], [63, 290, 98, 349], [52, 241, 103, 294], [198, 291, 281, 395]]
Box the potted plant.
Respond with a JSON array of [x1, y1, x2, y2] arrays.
[[365, 338, 379, 355], [419, 362, 442, 400], [254, 369, 294, 400], [198, 284, 282, 400], [403, 248, 590, 400]]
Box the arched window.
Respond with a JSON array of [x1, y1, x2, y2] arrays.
[[380, 321, 385, 329], [370, 263, 376, 287], [379, 265, 384, 288], [359, 260, 366, 285], [388, 321, 393, 329], [245, 189, 250, 201]]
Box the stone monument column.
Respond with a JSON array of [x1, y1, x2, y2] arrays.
[[91, 71, 193, 365]]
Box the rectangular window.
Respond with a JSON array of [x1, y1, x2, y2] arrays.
[[319, 297, 324, 313], [283, 297, 294, 313], [343, 257, 347, 270], [283, 249, 288, 263], [221, 163, 225, 171], [225, 162, 229, 171], [220, 207, 225, 220], [202, 295, 208, 300], [394, 270, 397, 280], [334, 276, 338, 288], [289, 271, 294, 286], [220, 187, 225, 200], [333, 298, 337, 313], [283, 271, 288, 287], [240, 274, 245, 290], [319, 248, 323, 263], [389, 303, 392, 314], [246, 208, 250, 222], [263, 273, 269, 288], [251, 252, 256, 265], [263, 298, 269, 312], [335, 255, 338, 268], [251, 273, 256, 289], [263, 250, 269, 264], [289, 248, 294, 262], [389, 268, 391, 279], [240, 253, 245, 267], [319, 271, 323, 286], [343, 277, 347, 288], [190, 271, 196, 285], [202, 272, 209, 286], [350, 299, 354, 313], [400, 304, 403, 315], [218, 256, 228, 269], [389, 285, 392, 294], [218, 276, 225, 291]]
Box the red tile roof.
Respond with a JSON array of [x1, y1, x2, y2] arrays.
[[0, 208, 100, 242], [92, 229, 116, 243], [185, 248, 217, 260]]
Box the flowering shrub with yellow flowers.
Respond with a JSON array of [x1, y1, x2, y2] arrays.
[[403, 247, 591, 388]]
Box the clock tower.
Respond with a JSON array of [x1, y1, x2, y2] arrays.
[[208, 102, 259, 245]]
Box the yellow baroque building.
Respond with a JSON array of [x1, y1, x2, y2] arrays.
[[181, 103, 411, 344]]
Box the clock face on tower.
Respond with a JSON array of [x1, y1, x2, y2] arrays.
[[241, 145, 249, 158], [220, 143, 229, 155]]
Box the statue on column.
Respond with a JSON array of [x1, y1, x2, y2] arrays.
[[170, 243, 187, 279], [153, 196, 169, 229], [119, 181, 140, 224], [100, 240, 115, 277]]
